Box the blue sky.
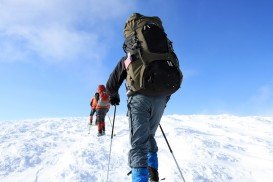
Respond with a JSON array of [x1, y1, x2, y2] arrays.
[[0, 0, 273, 120]]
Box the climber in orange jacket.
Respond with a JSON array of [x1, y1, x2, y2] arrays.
[[95, 84, 110, 136]]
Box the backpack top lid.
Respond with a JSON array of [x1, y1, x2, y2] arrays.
[[126, 13, 143, 22], [123, 13, 163, 38], [97, 85, 106, 93]]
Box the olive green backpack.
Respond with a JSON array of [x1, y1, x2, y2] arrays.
[[123, 13, 183, 96]]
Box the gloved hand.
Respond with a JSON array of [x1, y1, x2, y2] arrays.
[[110, 94, 120, 105]]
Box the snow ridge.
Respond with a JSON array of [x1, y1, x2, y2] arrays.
[[0, 115, 273, 182]]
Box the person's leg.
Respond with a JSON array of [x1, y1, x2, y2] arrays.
[[89, 116, 93, 125], [98, 122, 104, 136], [89, 110, 94, 125], [96, 109, 103, 135], [101, 108, 108, 134], [128, 94, 151, 181], [102, 121, 105, 133], [147, 96, 166, 181]]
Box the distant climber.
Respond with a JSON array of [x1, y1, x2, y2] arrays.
[[89, 92, 99, 125], [95, 85, 110, 136]]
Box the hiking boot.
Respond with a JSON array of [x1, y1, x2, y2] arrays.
[[97, 131, 106, 137], [148, 166, 159, 182], [132, 168, 148, 182], [102, 130, 105, 135]]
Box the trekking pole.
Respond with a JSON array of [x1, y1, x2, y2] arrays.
[[88, 117, 92, 134], [107, 114, 116, 136], [159, 124, 186, 182], [106, 105, 117, 182], [88, 124, 91, 134]]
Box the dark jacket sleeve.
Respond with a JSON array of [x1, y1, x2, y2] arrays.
[[106, 57, 127, 97]]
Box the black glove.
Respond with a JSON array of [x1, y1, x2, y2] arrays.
[[110, 94, 120, 105]]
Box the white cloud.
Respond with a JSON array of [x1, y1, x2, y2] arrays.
[[0, 0, 134, 63], [248, 84, 273, 116], [250, 85, 272, 104]]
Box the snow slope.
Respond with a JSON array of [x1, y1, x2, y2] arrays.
[[0, 115, 273, 182]]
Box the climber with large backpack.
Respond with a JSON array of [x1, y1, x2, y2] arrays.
[[106, 13, 183, 181], [96, 84, 110, 136]]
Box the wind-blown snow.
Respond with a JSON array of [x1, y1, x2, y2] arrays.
[[0, 115, 273, 182]]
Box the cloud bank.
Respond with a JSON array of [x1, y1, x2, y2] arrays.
[[0, 0, 134, 63]]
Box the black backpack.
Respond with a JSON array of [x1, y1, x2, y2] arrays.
[[123, 13, 183, 96]]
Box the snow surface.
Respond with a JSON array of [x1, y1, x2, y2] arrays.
[[0, 115, 273, 182]]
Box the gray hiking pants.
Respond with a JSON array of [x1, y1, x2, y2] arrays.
[[127, 93, 166, 168]]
